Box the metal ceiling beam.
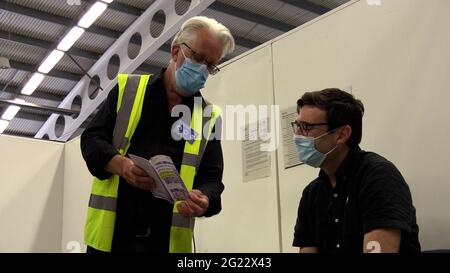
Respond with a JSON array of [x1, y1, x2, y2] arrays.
[[0, 98, 79, 116], [0, 1, 258, 51], [108, 1, 261, 49], [35, 0, 217, 141], [107, 1, 146, 17], [5, 108, 93, 128], [278, 0, 331, 15], [233, 36, 259, 49], [0, 84, 66, 103], [0, 30, 221, 86], [0, 30, 100, 60], [0, 1, 122, 40], [15, 110, 53, 122], [109, 0, 295, 33], [9, 60, 82, 82], [209, 2, 293, 32], [0, 30, 167, 75]]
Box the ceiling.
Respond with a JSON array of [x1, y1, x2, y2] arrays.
[[0, 0, 349, 141]]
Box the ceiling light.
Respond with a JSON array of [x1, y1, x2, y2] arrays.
[[21, 73, 45, 95], [38, 50, 65, 74], [0, 120, 9, 134], [57, 26, 85, 52], [1, 99, 25, 121], [78, 2, 108, 28], [2, 104, 21, 121]]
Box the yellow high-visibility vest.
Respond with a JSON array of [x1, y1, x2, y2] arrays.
[[84, 74, 221, 252]]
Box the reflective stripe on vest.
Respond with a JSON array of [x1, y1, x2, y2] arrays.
[[169, 99, 221, 253], [84, 74, 150, 252], [84, 74, 221, 253]]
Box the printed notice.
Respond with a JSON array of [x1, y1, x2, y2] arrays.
[[242, 119, 271, 182]]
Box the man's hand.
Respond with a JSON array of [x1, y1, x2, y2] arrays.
[[177, 189, 209, 217], [105, 155, 155, 191]]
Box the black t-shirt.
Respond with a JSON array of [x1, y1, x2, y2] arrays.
[[293, 146, 421, 253], [80, 71, 224, 252]]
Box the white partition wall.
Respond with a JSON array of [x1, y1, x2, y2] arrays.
[[61, 138, 92, 253], [194, 45, 281, 252], [0, 135, 64, 252], [1, 0, 450, 253], [272, 0, 450, 251]]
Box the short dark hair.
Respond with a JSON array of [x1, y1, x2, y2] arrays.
[[297, 88, 365, 147]]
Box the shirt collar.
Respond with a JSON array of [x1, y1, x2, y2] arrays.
[[318, 145, 362, 183]]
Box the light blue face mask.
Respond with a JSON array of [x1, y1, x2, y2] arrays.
[[174, 49, 209, 96], [293, 130, 338, 168]]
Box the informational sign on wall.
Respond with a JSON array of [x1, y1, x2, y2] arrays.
[[281, 106, 302, 169], [242, 119, 271, 182]]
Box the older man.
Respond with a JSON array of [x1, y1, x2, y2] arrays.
[[81, 16, 235, 253]]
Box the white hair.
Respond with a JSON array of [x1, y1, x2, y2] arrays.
[[171, 16, 235, 59]]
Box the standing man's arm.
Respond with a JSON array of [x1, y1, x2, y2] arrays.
[[81, 86, 120, 180], [80, 86, 154, 189]]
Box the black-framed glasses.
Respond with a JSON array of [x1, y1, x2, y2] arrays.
[[291, 120, 328, 134], [182, 43, 220, 75]]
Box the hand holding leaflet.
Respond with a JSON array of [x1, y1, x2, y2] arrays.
[[128, 154, 189, 204]]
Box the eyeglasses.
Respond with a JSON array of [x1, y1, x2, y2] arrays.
[[291, 120, 328, 134], [182, 43, 221, 75]]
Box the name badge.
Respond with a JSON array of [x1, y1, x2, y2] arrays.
[[174, 120, 199, 144]]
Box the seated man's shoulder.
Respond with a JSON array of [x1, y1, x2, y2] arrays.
[[359, 150, 407, 185], [360, 150, 398, 171]]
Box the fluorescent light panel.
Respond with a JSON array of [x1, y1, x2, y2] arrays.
[[19, 0, 112, 99], [78, 2, 108, 28], [57, 26, 85, 52], [1, 105, 20, 120], [1, 99, 26, 121], [0, 120, 9, 134], [38, 50, 65, 74], [21, 73, 45, 95]]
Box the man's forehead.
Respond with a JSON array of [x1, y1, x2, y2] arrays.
[[194, 30, 222, 57], [297, 105, 326, 122]]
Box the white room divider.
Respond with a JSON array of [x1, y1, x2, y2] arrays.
[[2, 0, 450, 253], [272, 0, 450, 252], [0, 135, 64, 252], [195, 44, 281, 252]]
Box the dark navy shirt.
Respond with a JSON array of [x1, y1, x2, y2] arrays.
[[293, 146, 420, 253]]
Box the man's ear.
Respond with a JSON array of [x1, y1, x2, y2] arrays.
[[337, 125, 352, 145], [171, 44, 180, 63]]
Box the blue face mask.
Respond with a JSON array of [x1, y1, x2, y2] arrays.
[[293, 130, 338, 168], [174, 49, 209, 96]]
